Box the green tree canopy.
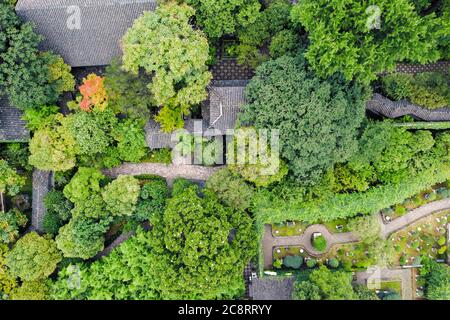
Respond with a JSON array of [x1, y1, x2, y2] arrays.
[[185, 0, 261, 39], [0, 159, 25, 198], [0, 4, 72, 109], [63, 167, 105, 204], [293, 266, 357, 300], [55, 217, 109, 260], [101, 175, 140, 217], [52, 184, 256, 300], [240, 55, 369, 185], [28, 114, 78, 172], [205, 168, 255, 212], [6, 232, 61, 281], [290, 0, 446, 83], [122, 2, 212, 132]]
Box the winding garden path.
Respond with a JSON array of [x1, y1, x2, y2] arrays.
[[380, 198, 450, 238], [263, 198, 450, 269], [103, 163, 224, 184]]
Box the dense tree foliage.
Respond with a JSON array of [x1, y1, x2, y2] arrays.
[[28, 114, 77, 172], [381, 72, 449, 109], [419, 257, 450, 300], [134, 177, 169, 222], [185, 0, 261, 39], [55, 217, 109, 259], [63, 168, 105, 204], [291, 0, 447, 83], [9, 280, 49, 300], [122, 2, 212, 132], [101, 175, 140, 217], [240, 55, 369, 185], [254, 126, 450, 223], [206, 168, 255, 212], [0, 4, 73, 109], [232, 0, 301, 68], [0, 244, 16, 299], [0, 209, 27, 244], [293, 266, 357, 300], [6, 232, 61, 281], [0, 159, 25, 198], [227, 127, 289, 187], [51, 182, 256, 299], [104, 59, 154, 120]]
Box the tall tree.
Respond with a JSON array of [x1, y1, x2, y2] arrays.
[[6, 232, 61, 281], [291, 0, 446, 83], [185, 0, 261, 39], [0, 4, 73, 109], [28, 114, 77, 172], [293, 266, 357, 300], [122, 2, 212, 132], [240, 55, 369, 185]]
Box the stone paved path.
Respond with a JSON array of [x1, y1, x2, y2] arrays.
[[103, 163, 224, 184], [380, 198, 450, 238]]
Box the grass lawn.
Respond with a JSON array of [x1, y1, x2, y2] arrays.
[[389, 210, 449, 266], [379, 280, 402, 293], [322, 218, 349, 233]]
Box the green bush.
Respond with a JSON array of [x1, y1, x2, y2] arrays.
[[306, 258, 317, 268], [328, 258, 339, 268], [145, 148, 172, 164], [283, 255, 303, 269], [382, 72, 449, 109], [312, 235, 327, 252]]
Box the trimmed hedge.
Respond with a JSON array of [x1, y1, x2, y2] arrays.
[[255, 163, 450, 224]]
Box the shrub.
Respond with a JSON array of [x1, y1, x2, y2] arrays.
[[383, 292, 401, 300], [283, 255, 303, 269], [42, 211, 63, 235], [328, 258, 339, 269], [145, 148, 172, 164], [382, 72, 449, 109], [306, 258, 317, 268], [394, 205, 407, 216], [438, 236, 446, 246], [273, 259, 282, 269], [312, 235, 327, 252]]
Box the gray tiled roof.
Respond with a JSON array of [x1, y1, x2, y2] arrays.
[[145, 119, 208, 149], [16, 0, 157, 67], [249, 276, 295, 300], [209, 80, 248, 133], [0, 96, 29, 142]]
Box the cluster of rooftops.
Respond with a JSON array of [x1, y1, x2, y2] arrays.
[[1, 0, 247, 145]]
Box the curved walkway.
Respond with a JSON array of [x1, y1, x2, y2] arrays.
[[263, 198, 450, 270], [103, 163, 224, 183], [380, 198, 450, 238], [366, 93, 450, 121]]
